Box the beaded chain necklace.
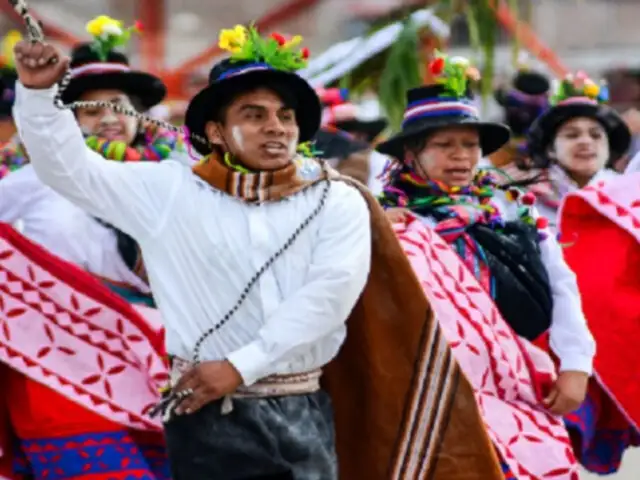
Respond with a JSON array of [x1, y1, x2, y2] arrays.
[[0, 125, 182, 180], [85, 125, 184, 162]]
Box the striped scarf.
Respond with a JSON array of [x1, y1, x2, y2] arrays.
[[192, 151, 327, 203]]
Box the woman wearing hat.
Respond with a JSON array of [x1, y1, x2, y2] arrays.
[[378, 53, 595, 478], [556, 171, 640, 475], [525, 73, 640, 475], [0, 16, 180, 479], [14, 17, 512, 478], [524, 72, 630, 229]]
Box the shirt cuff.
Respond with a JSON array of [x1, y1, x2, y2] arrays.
[[15, 82, 60, 114], [559, 353, 593, 375], [226, 341, 272, 386]]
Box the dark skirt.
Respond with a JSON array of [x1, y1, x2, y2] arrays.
[[163, 391, 337, 480]]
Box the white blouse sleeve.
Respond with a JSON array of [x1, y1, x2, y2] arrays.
[[0, 166, 44, 225], [13, 83, 183, 241], [537, 217, 595, 374], [496, 193, 595, 374]]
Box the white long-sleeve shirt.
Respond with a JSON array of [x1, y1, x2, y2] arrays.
[[14, 83, 372, 386], [416, 190, 596, 374], [0, 164, 149, 292]]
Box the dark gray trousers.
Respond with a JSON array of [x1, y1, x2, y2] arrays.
[[163, 391, 338, 480]]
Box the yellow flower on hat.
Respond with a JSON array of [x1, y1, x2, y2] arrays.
[[218, 25, 248, 53], [86, 15, 123, 38], [583, 81, 600, 98], [284, 35, 303, 48]]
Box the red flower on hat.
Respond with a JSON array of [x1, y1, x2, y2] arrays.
[[429, 57, 445, 76], [134, 20, 144, 32], [521, 192, 536, 206], [301, 47, 310, 59], [536, 217, 549, 230], [270, 32, 287, 46]]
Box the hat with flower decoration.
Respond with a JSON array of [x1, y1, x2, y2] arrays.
[[0, 30, 22, 118], [62, 15, 166, 110], [184, 25, 320, 156], [375, 52, 511, 160], [527, 72, 631, 166]]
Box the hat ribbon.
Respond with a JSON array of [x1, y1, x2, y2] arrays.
[[70, 62, 131, 78], [403, 98, 479, 127]]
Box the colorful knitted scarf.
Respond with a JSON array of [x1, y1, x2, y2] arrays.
[[380, 166, 506, 294], [0, 125, 184, 179]]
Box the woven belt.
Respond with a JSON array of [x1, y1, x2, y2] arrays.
[[168, 356, 322, 415]]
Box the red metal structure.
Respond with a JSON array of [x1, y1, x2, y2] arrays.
[[0, 0, 567, 99], [1, 0, 321, 99]]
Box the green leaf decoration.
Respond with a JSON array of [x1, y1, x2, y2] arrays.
[[221, 25, 309, 72], [378, 19, 423, 131]]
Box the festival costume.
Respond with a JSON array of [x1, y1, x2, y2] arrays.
[[0, 17, 184, 479], [377, 53, 596, 479], [14, 22, 505, 479], [557, 173, 640, 473], [522, 73, 638, 473]]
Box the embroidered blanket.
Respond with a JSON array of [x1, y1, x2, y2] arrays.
[[0, 222, 169, 467], [558, 173, 640, 471], [394, 216, 580, 479]]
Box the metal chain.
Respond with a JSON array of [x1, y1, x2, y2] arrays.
[[8, 0, 335, 367], [6, 0, 211, 148], [192, 175, 331, 364]]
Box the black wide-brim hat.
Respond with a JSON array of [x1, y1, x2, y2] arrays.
[[334, 118, 388, 142], [184, 59, 321, 156], [527, 100, 631, 166], [376, 84, 511, 160], [62, 43, 166, 111]]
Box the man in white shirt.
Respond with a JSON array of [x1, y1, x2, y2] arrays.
[[11, 25, 508, 480], [12, 25, 373, 479]]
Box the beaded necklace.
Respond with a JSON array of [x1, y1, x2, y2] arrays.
[[0, 125, 182, 180]]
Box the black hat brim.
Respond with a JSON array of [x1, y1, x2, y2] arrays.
[[184, 69, 321, 156], [375, 117, 511, 160], [313, 128, 369, 159], [61, 71, 167, 111], [334, 118, 388, 142], [527, 103, 631, 165]]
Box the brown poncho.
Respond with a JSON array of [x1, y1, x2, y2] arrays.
[[323, 180, 503, 479]]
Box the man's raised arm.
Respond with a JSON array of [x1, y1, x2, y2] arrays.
[[12, 41, 181, 240]]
